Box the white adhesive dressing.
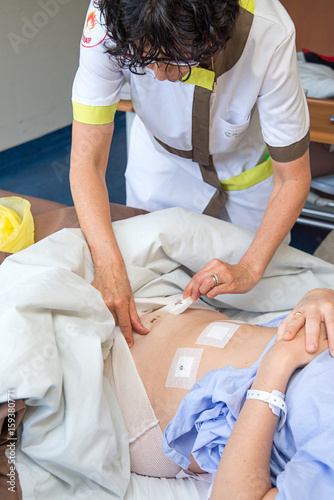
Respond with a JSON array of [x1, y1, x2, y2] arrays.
[[195, 321, 240, 348], [159, 295, 194, 315], [165, 348, 204, 389]]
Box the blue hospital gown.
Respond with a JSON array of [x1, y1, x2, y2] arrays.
[[163, 336, 334, 499]]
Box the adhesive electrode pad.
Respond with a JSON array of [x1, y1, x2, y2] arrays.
[[195, 322, 240, 348], [159, 296, 194, 315], [165, 348, 204, 389]]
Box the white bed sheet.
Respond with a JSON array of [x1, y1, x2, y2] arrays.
[[127, 472, 211, 499], [297, 51, 334, 99], [1, 207, 334, 499]]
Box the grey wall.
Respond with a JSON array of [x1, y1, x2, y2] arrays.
[[0, 0, 89, 151]]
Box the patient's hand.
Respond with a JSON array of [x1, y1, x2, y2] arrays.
[[276, 288, 334, 357], [183, 259, 261, 301], [263, 321, 329, 376]]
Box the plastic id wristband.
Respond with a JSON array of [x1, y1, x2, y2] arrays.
[[246, 389, 287, 431]]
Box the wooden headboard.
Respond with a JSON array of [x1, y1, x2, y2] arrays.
[[280, 0, 334, 56]]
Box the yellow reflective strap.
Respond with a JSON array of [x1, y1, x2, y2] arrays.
[[181, 67, 215, 90], [181, 1, 254, 89], [72, 101, 118, 125], [239, 0, 255, 15], [221, 156, 273, 191]]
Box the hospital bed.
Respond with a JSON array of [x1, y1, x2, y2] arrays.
[[1, 188, 334, 499], [0, 190, 211, 500]]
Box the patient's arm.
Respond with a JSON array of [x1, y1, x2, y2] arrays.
[[210, 324, 329, 500], [276, 288, 334, 357]]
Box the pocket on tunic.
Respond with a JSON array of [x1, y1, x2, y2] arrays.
[[218, 114, 251, 139]]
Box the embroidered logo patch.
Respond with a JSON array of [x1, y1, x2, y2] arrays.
[[81, 8, 107, 48]]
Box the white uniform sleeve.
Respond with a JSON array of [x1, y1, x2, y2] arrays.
[[72, 0, 124, 124], [257, 30, 310, 163]]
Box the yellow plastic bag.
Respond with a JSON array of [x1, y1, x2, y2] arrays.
[[0, 197, 35, 253]]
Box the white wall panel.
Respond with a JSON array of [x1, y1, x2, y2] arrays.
[[0, 0, 89, 151]]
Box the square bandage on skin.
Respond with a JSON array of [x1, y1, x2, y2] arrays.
[[195, 322, 240, 348], [165, 348, 204, 390]]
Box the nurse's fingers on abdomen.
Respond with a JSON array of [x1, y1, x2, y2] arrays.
[[130, 298, 149, 335], [117, 307, 135, 347]]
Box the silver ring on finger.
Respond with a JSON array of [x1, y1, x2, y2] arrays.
[[211, 274, 219, 287]]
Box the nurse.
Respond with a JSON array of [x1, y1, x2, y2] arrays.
[[70, 0, 311, 345]]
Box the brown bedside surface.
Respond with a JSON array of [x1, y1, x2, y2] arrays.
[[307, 98, 334, 144]]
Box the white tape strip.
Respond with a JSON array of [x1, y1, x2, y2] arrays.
[[165, 348, 204, 389], [159, 295, 194, 315], [195, 321, 240, 348]]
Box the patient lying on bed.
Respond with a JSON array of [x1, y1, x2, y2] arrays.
[[103, 288, 333, 495]]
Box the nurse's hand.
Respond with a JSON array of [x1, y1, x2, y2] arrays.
[[92, 260, 149, 347], [183, 259, 261, 300], [276, 288, 334, 357]]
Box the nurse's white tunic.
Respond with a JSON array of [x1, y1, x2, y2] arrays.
[[72, 0, 310, 233]]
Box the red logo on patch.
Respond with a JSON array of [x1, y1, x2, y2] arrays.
[[81, 8, 107, 48], [86, 10, 97, 31], [82, 34, 92, 45]]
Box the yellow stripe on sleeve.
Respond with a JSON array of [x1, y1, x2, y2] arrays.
[[72, 101, 118, 125]]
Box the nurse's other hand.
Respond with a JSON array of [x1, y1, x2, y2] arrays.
[[276, 288, 334, 357], [183, 259, 261, 301], [91, 261, 149, 347]]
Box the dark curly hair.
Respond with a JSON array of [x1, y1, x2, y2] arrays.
[[97, 0, 239, 74]]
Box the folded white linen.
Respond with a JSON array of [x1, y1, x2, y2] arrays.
[[297, 51, 334, 99]]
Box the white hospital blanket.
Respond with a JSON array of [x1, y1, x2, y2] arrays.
[[1, 207, 334, 499], [112, 208, 334, 323]]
